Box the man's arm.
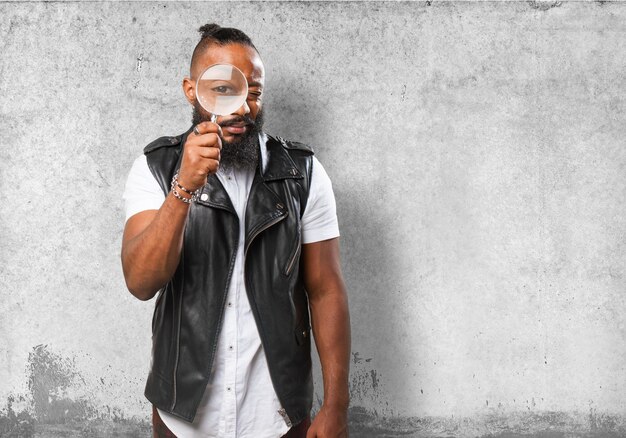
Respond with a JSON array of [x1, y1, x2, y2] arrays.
[[121, 197, 190, 300], [303, 237, 350, 438], [121, 122, 222, 300]]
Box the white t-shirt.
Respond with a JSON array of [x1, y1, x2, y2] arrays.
[[123, 133, 339, 437]]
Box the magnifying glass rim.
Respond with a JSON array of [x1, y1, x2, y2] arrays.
[[195, 63, 249, 116]]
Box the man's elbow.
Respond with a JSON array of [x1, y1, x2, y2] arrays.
[[122, 262, 160, 301], [124, 277, 159, 301]]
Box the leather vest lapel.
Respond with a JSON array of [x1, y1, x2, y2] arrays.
[[244, 136, 307, 252], [244, 171, 288, 254]]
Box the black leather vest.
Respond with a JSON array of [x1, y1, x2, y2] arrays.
[[142, 127, 314, 426]]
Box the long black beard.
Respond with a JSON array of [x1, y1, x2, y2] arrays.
[[192, 105, 265, 173]]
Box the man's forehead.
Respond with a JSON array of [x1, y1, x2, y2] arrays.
[[191, 43, 264, 84]]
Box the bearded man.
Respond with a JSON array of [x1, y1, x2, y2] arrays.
[[121, 24, 350, 438]]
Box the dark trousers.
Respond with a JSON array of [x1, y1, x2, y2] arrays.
[[153, 405, 311, 438]]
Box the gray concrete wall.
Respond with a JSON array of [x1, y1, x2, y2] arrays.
[[1, 1, 625, 437]]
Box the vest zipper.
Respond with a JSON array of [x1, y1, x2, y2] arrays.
[[170, 267, 185, 411], [284, 225, 301, 277], [278, 407, 293, 428], [244, 213, 286, 257]]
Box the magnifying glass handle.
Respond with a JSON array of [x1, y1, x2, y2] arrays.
[[210, 114, 224, 142]]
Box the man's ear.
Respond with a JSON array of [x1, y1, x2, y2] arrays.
[[182, 76, 195, 105]]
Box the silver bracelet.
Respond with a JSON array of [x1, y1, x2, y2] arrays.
[[171, 173, 199, 203], [171, 187, 193, 204]]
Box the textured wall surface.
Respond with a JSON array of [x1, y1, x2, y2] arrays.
[[1, 1, 625, 437]]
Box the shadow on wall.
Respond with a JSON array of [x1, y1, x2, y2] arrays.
[[0, 345, 149, 438], [266, 49, 626, 438], [266, 70, 408, 430]]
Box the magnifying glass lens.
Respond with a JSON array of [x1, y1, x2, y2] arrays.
[[196, 64, 248, 118]]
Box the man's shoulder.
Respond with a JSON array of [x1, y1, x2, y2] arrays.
[[266, 134, 314, 155]]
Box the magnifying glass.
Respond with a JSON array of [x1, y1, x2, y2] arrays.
[[196, 63, 248, 123]]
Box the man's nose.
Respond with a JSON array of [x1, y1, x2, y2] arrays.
[[233, 100, 250, 117]]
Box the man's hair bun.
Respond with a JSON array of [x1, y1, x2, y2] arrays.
[[198, 23, 222, 39]]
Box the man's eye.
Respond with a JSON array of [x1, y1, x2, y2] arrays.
[[212, 85, 235, 94]]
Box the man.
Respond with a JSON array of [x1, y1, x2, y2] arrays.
[[121, 24, 350, 438]]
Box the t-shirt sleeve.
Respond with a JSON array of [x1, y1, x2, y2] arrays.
[[301, 156, 340, 244], [122, 155, 166, 222]]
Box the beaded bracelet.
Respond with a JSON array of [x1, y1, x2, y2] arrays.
[[171, 173, 200, 203]]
